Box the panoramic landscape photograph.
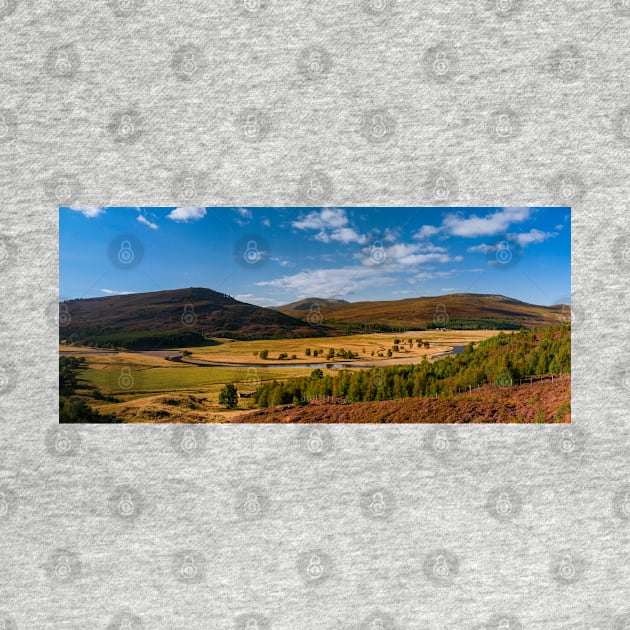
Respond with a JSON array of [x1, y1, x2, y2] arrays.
[[59, 206, 571, 424]]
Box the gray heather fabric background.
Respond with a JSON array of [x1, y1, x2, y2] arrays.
[[1, 0, 629, 628]]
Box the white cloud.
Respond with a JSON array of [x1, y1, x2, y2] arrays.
[[69, 207, 105, 218], [510, 228, 557, 247], [360, 242, 462, 268], [101, 289, 131, 295], [467, 243, 495, 254], [261, 217, 271, 227], [414, 225, 440, 239], [137, 215, 158, 230], [167, 207, 207, 222], [442, 206, 531, 237], [257, 266, 393, 299], [292, 208, 368, 245]]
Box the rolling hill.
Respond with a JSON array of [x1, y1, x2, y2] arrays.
[[59, 287, 333, 347], [275, 293, 568, 330]]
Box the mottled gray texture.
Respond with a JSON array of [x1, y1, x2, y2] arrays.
[[0, 1, 629, 628]]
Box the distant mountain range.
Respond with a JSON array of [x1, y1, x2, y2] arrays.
[[274, 293, 568, 330], [60, 288, 568, 348]]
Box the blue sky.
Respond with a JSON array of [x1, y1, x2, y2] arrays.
[[59, 206, 570, 306]]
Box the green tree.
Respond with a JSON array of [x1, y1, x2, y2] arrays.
[[305, 348, 311, 356], [326, 348, 335, 360], [259, 349, 269, 360], [219, 383, 238, 408], [311, 368, 324, 380]]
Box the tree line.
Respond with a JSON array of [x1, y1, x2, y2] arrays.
[[251, 326, 570, 408]]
